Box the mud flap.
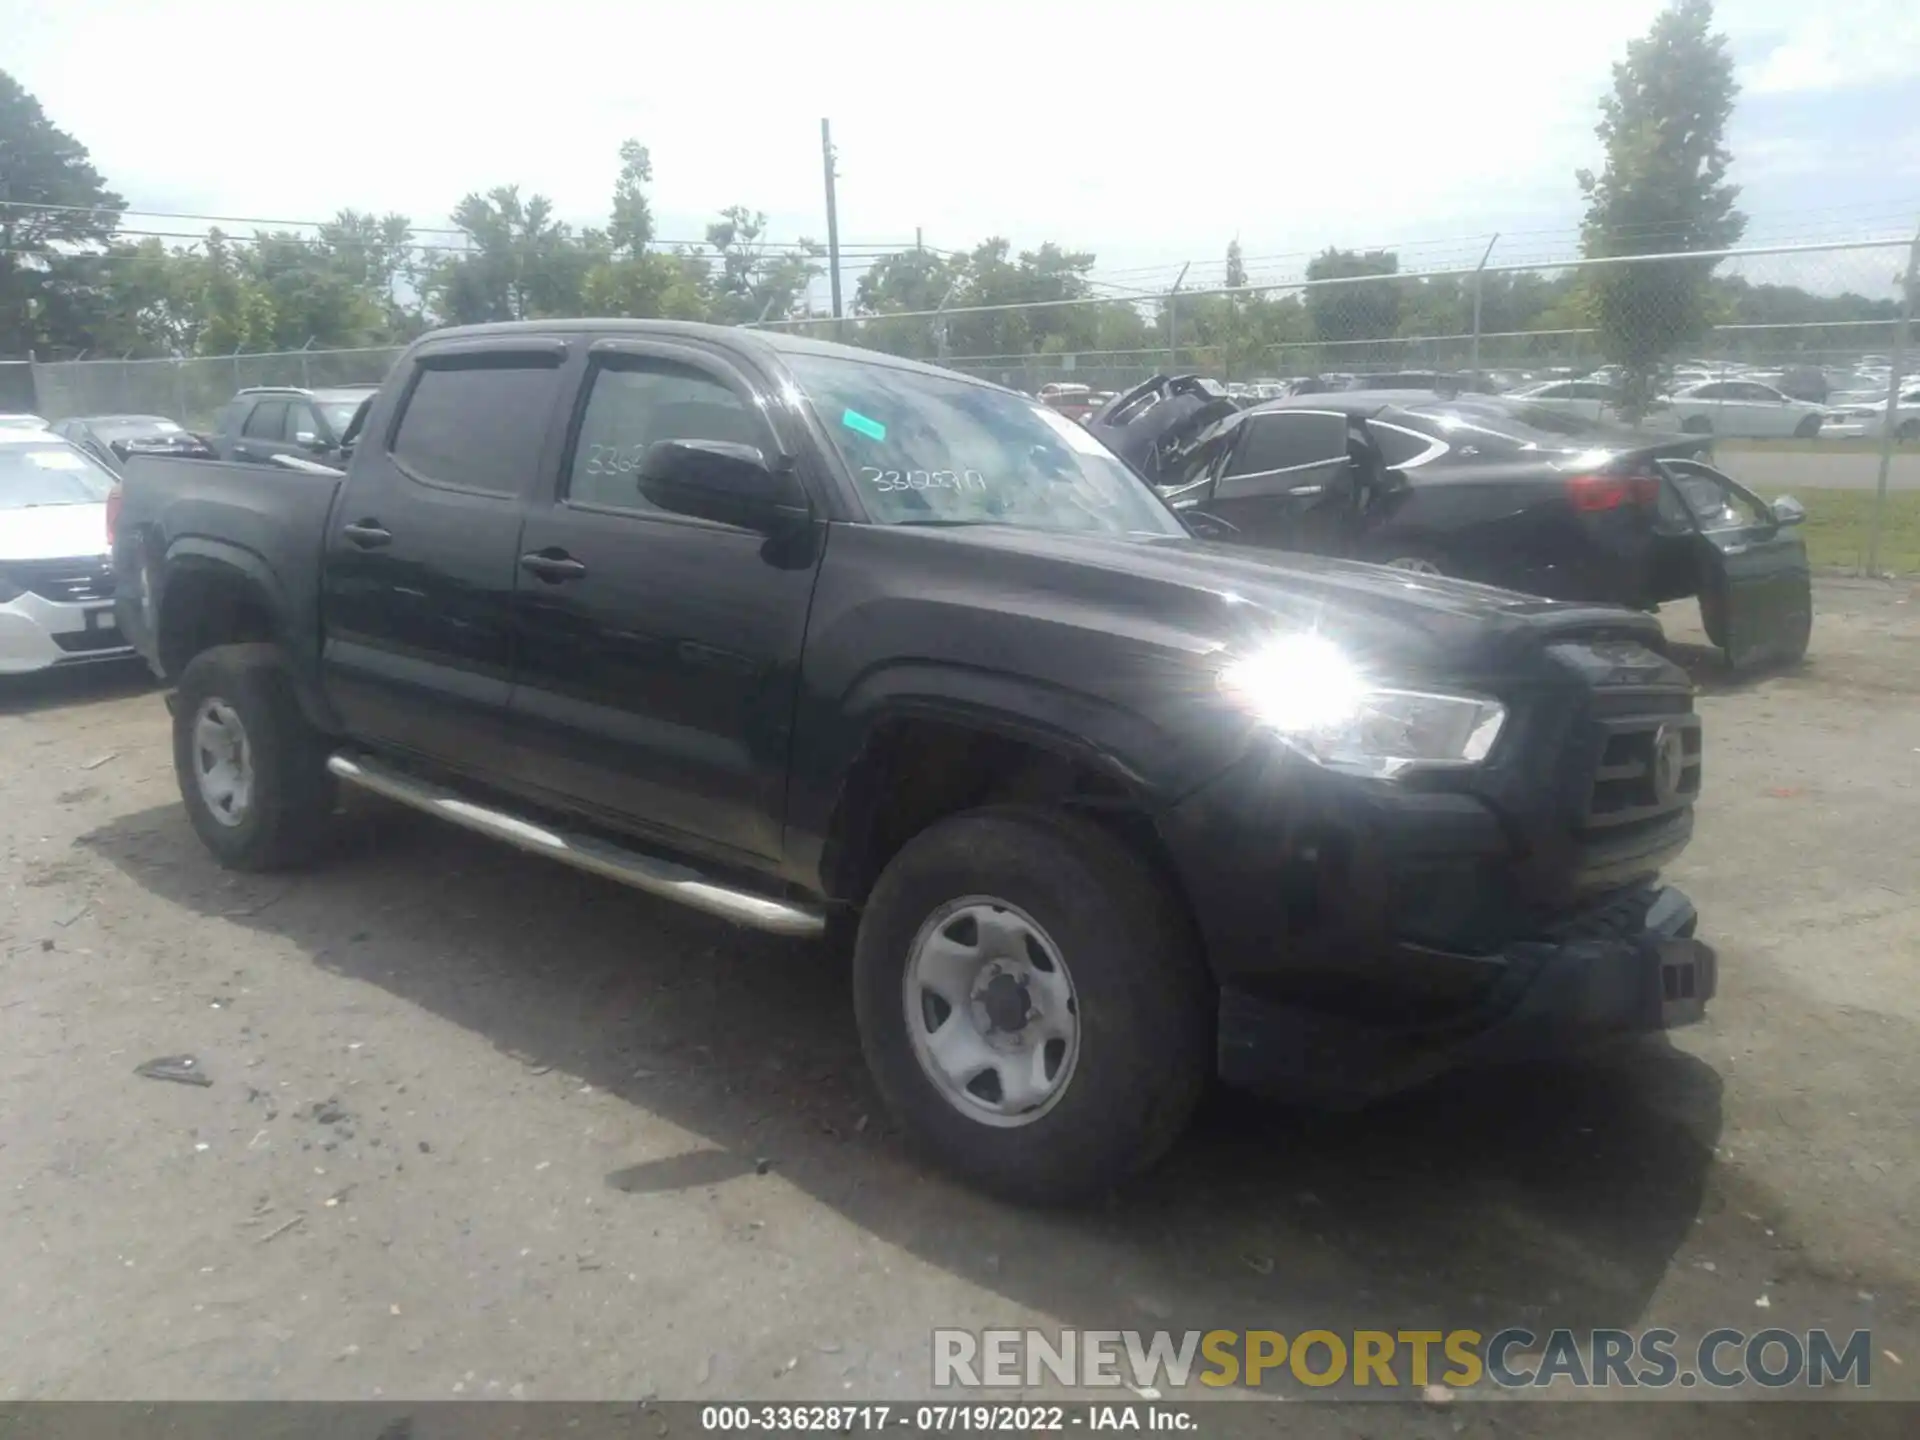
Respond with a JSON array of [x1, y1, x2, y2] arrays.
[[1656, 459, 1813, 671]]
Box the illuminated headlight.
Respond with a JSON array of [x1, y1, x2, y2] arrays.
[[1220, 633, 1506, 778]]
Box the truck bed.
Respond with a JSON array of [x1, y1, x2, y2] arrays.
[[113, 454, 344, 678]]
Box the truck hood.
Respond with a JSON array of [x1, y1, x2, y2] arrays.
[[0, 503, 109, 563], [897, 523, 1662, 686]]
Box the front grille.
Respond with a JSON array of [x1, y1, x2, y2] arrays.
[[1549, 641, 1700, 892], [53, 626, 127, 654], [1, 556, 115, 604]]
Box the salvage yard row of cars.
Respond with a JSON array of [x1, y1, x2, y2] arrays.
[[1034, 359, 1917, 441]]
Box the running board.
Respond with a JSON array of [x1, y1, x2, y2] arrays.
[[325, 753, 827, 938]]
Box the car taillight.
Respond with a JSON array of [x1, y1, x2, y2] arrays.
[[106, 483, 122, 544], [1566, 473, 1660, 512]]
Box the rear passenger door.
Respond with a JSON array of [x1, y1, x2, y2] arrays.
[[320, 338, 568, 774], [1654, 458, 1811, 669], [1202, 409, 1354, 550], [506, 339, 823, 863]]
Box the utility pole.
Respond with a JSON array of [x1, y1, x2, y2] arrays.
[[821, 119, 844, 338]]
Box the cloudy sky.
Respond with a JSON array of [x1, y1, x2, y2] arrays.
[[4, 0, 1917, 295]]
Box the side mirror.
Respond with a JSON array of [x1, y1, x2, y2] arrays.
[[636, 439, 807, 532], [1772, 495, 1807, 527]]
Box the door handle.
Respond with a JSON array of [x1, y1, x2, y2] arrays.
[[342, 520, 392, 549], [520, 551, 588, 582]]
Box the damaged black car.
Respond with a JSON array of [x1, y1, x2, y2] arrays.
[[1089, 377, 1813, 671]]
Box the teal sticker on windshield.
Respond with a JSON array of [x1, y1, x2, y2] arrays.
[[841, 408, 887, 441]]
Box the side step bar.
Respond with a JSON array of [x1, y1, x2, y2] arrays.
[[325, 753, 827, 938]]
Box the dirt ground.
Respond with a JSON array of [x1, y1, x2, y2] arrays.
[[2, 579, 1916, 1428]]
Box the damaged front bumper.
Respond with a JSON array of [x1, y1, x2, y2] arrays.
[[1217, 884, 1715, 1105]]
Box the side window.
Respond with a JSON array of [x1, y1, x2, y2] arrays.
[[565, 358, 767, 513], [1367, 420, 1442, 468], [1566, 383, 1607, 400], [390, 359, 564, 497], [287, 404, 320, 442], [242, 400, 289, 439], [1666, 465, 1770, 533], [1225, 412, 1348, 478], [1690, 383, 1729, 401]]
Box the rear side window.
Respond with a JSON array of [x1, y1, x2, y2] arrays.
[[391, 360, 563, 496], [1367, 420, 1441, 468], [242, 400, 289, 439], [566, 358, 767, 513], [1226, 412, 1348, 477]]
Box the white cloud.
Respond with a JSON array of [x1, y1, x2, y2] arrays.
[[1741, 4, 1920, 94], [0, 0, 1901, 282]]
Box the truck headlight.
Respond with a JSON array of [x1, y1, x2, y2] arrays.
[[1220, 632, 1506, 778]]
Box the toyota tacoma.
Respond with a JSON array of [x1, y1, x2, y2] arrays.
[[111, 321, 1716, 1203]]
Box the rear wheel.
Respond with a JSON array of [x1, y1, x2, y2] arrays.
[[1793, 415, 1822, 440], [1897, 419, 1920, 443], [173, 644, 335, 871], [852, 806, 1211, 1204]]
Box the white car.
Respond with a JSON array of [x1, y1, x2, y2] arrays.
[[0, 413, 52, 432], [1505, 378, 1626, 424], [1656, 380, 1826, 439], [0, 434, 132, 675], [1822, 385, 1920, 442]]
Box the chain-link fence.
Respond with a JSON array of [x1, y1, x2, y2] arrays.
[[28, 346, 404, 430]]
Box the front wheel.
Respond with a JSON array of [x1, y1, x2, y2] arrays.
[[173, 643, 336, 871], [1793, 415, 1822, 440], [1681, 416, 1713, 436], [1898, 418, 1920, 443], [852, 806, 1211, 1204]]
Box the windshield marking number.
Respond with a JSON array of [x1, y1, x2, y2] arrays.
[[860, 466, 986, 494]]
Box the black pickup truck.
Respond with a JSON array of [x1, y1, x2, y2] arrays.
[[112, 320, 1715, 1202]]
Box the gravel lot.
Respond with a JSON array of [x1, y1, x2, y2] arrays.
[[2, 580, 1916, 1427]]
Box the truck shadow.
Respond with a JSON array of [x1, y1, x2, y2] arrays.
[[83, 799, 1724, 1356], [0, 659, 153, 716]]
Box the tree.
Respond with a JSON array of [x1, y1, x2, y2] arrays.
[[607, 140, 655, 256], [703, 206, 823, 324], [1304, 248, 1402, 364], [0, 71, 126, 356], [430, 186, 592, 324], [1577, 0, 1745, 414]]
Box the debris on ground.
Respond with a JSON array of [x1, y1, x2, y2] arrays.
[[134, 1055, 213, 1087]]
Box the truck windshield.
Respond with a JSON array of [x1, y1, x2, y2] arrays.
[[0, 444, 116, 508], [784, 353, 1186, 538]]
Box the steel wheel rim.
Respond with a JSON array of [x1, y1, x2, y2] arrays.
[[192, 698, 253, 827], [902, 897, 1080, 1129], [1384, 556, 1443, 576]]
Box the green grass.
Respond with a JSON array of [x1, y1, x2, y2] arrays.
[[1716, 437, 1920, 457], [1796, 489, 1920, 574]]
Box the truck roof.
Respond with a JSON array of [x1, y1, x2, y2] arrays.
[[411, 319, 1010, 393]]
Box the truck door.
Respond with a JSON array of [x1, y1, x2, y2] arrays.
[[505, 339, 822, 864], [1654, 458, 1812, 670], [320, 338, 568, 773]]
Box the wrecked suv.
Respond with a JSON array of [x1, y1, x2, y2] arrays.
[[112, 322, 1716, 1203]]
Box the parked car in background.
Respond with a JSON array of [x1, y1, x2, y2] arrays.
[[52, 415, 216, 474], [213, 385, 378, 467], [1506, 378, 1627, 424], [1657, 379, 1825, 439], [0, 433, 132, 674], [1822, 384, 1920, 442], [1343, 371, 1497, 394], [0, 413, 51, 432], [1089, 379, 1811, 670]]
